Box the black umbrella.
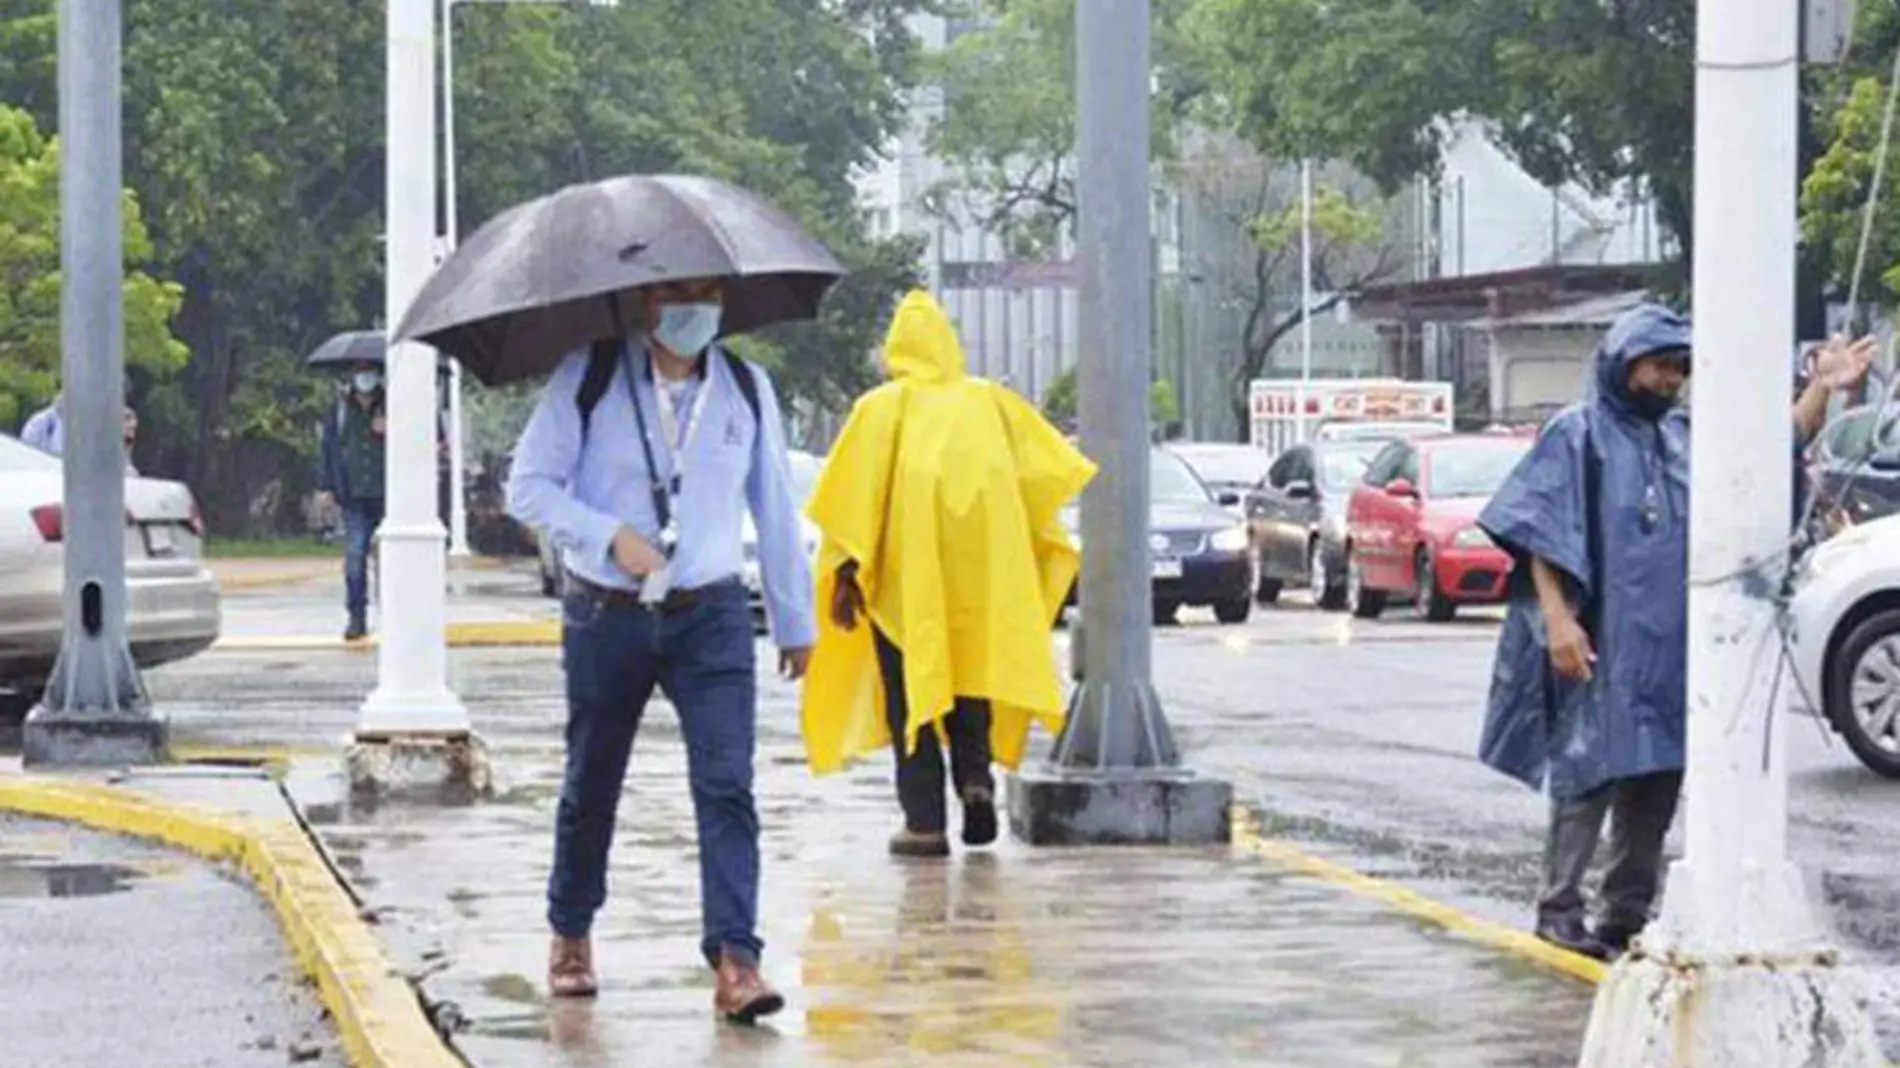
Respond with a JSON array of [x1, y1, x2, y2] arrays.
[[394, 174, 846, 386], [306, 330, 386, 370]]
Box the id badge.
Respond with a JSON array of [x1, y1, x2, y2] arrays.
[[641, 564, 673, 606]]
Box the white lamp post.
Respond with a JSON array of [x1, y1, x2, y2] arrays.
[[438, 0, 618, 560], [1574, 0, 1879, 1061]]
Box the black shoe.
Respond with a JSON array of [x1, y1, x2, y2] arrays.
[[1594, 922, 1644, 958], [1534, 916, 1610, 961], [344, 617, 368, 642], [961, 786, 999, 847]]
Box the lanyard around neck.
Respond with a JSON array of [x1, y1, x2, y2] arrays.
[[621, 345, 714, 536]]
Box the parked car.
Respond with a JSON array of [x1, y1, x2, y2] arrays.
[[1065, 448, 1255, 625], [1170, 442, 1272, 517], [1789, 512, 1900, 777], [1343, 434, 1532, 621], [741, 451, 823, 631], [0, 434, 220, 716], [1804, 403, 1900, 541], [1247, 438, 1390, 609]]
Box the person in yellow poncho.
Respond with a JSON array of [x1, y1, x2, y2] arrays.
[[800, 290, 1096, 858]]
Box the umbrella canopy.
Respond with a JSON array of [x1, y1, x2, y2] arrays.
[[306, 330, 386, 370], [394, 174, 846, 386]]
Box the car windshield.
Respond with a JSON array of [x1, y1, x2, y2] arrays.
[[1319, 421, 1443, 442], [1153, 451, 1213, 504], [1175, 446, 1269, 487], [0, 434, 56, 471], [1427, 441, 1531, 498], [1317, 443, 1385, 490]]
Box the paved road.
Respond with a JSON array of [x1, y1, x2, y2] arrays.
[[0, 814, 340, 1067], [139, 565, 1900, 1059]]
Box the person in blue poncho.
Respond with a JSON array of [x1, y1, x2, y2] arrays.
[[1476, 302, 1874, 961]]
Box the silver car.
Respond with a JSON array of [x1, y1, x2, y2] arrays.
[[0, 434, 220, 713]]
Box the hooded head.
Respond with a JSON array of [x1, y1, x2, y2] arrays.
[[1594, 302, 1691, 422], [880, 290, 967, 384]]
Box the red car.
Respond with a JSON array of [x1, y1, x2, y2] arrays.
[[1343, 434, 1533, 621]]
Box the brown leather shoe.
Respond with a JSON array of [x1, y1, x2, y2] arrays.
[[548, 935, 599, 998], [713, 951, 784, 1025], [888, 828, 951, 858]]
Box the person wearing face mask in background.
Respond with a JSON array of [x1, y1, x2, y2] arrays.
[[506, 277, 814, 1023], [1473, 303, 1874, 962], [318, 362, 388, 641]]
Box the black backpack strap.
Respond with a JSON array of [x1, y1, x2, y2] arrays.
[[576, 338, 619, 443], [723, 350, 762, 428]]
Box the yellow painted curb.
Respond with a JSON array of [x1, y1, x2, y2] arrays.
[[218, 569, 332, 592], [214, 621, 559, 653], [0, 777, 461, 1068], [1230, 805, 1607, 986]]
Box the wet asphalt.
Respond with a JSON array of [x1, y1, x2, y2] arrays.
[[0, 814, 340, 1067], [115, 564, 1900, 1063]]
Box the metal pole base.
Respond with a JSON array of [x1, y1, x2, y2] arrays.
[[345, 732, 493, 804], [1007, 766, 1231, 845], [24, 645, 167, 768]]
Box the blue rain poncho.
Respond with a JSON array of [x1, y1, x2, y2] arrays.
[[1476, 304, 1691, 801]]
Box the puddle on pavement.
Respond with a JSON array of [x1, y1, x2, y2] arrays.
[[480, 973, 543, 1006], [0, 856, 145, 899]]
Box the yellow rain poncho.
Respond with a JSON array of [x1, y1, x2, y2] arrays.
[[800, 291, 1096, 774]]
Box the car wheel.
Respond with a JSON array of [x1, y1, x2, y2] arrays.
[[1825, 607, 1900, 778], [1153, 600, 1180, 627], [1215, 595, 1253, 625], [1310, 540, 1345, 611], [1255, 553, 1283, 605], [1414, 548, 1455, 622], [1347, 552, 1385, 620]]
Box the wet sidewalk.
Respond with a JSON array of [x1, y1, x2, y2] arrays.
[[288, 716, 1592, 1067], [0, 814, 340, 1067]]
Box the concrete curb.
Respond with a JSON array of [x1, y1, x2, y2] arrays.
[[0, 776, 461, 1068], [1230, 805, 1607, 986]]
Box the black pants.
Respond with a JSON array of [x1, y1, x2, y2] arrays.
[[872, 629, 994, 835], [1538, 770, 1683, 933]]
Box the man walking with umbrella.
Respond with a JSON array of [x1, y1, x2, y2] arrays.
[[506, 276, 815, 1021], [317, 359, 389, 643]]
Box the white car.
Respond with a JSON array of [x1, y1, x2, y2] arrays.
[[1788, 513, 1900, 777], [0, 434, 220, 716], [742, 451, 823, 631]]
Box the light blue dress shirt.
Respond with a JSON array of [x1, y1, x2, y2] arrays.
[[20, 405, 61, 455], [506, 341, 816, 649]]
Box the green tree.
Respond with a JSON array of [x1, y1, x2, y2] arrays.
[[1041, 367, 1178, 437], [0, 105, 187, 430], [924, 0, 1203, 256], [1802, 4, 1900, 316], [0, 0, 930, 532], [1185, 0, 1693, 268]]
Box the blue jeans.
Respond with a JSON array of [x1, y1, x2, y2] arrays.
[[548, 581, 762, 966], [342, 498, 384, 620]]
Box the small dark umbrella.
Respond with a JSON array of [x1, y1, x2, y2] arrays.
[[306, 330, 386, 370], [394, 174, 846, 386]]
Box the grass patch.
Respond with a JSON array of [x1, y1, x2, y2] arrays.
[[205, 537, 340, 559]]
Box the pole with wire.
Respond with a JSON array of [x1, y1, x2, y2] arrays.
[[1577, 0, 1879, 1059]]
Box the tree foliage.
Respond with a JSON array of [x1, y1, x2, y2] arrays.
[[1041, 368, 1180, 437], [0, 105, 187, 429], [1802, 4, 1900, 317], [0, 0, 929, 533], [1185, 0, 1693, 266]]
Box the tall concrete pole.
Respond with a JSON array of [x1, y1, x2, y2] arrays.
[[441, 0, 472, 558], [354, 0, 473, 762], [1576, 0, 1877, 1059], [26, 0, 166, 766], [1299, 157, 1314, 437], [1008, 0, 1230, 846]]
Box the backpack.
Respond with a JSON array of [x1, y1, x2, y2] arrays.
[[576, 338, 760, 444]]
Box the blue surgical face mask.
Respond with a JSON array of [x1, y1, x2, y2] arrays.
[[652, 302, 722, 359], [352, 370, 382, 394]]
